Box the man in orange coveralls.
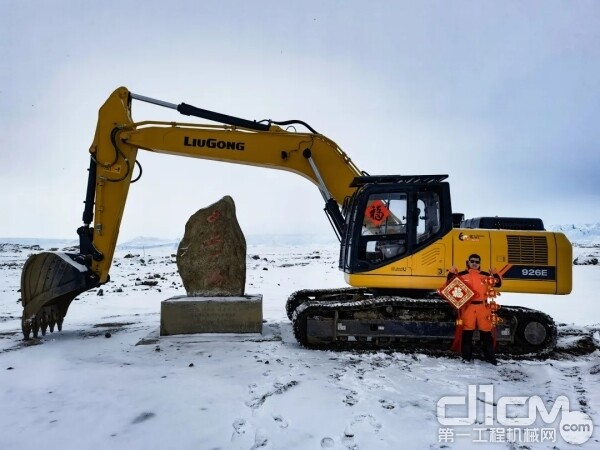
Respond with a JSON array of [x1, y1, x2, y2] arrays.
[[447, 254, 502, 365]]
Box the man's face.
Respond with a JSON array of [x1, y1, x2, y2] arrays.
[[468, 257, 481, 270]]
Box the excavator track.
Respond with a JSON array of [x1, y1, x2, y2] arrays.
[[286, 287, 369, 320], [288, 288, 557, 356]]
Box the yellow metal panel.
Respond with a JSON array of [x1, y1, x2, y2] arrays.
[[451, 229, 492, 271], [555, 233, 573, 294], [411, 243, 446, 277], [345, 228, 572, 297], [345, 273, 445, 290]]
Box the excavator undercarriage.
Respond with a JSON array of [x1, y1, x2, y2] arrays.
[[287, 288, 557, 356]]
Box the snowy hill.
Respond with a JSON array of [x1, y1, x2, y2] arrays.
[[550, 222, 600, 247], [116, 236, 180, 250]]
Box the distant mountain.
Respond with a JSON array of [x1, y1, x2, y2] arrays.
[[246, 233, 336, 247], [4, 224, 598, 252], [0, 234, 338, 252], [117, 236, 180, 250], [116, 233, 337, 250], [550, 223, 600, 247], [0, 237, 78, 248]]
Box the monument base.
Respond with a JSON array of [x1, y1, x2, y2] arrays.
[[160, 295, 263, 336]]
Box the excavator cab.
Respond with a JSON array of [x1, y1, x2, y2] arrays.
[[340, 175, 453, 276]]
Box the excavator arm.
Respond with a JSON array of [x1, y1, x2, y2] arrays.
[[20, 87, 362, 338]]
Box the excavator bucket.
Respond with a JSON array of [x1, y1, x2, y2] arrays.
[[20, 252, 97, 339]]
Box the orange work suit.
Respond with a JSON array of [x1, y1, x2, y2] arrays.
[[448, 269, 502, 331]]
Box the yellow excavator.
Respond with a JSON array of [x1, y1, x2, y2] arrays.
[[20, 87, 572, 355]]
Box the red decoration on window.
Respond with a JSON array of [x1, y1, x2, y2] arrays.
[[365, 200, 390, 226]]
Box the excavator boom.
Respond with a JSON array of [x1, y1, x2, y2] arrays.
[[20, 87, 362, 337]]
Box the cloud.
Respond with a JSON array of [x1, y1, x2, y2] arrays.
[[1, 1, 599, 239]]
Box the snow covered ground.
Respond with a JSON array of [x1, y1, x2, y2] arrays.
[[0, 236, 599, 449]]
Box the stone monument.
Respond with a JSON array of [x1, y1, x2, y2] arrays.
[[176, 195, 246, 296], [160, 196, 263, 335]]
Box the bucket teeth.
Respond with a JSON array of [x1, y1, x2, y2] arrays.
[[40, 313, 48, 336], [21, 307, 66, 340], [22, 319, 32, 340], [32, 321, 40, 339]]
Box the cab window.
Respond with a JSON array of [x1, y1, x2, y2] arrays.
[[359, 193, 407, 264], [416, 191, 441, 243]]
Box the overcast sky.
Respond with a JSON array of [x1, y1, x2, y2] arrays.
[[1, 1, 599, 240]]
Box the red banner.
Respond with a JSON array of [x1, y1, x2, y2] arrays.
[[365, 200, 390, 226], [438, 277, 475, 310]]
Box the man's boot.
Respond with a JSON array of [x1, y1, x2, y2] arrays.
[[461, 330, 474, 362], [481, 331, 497, 365]]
